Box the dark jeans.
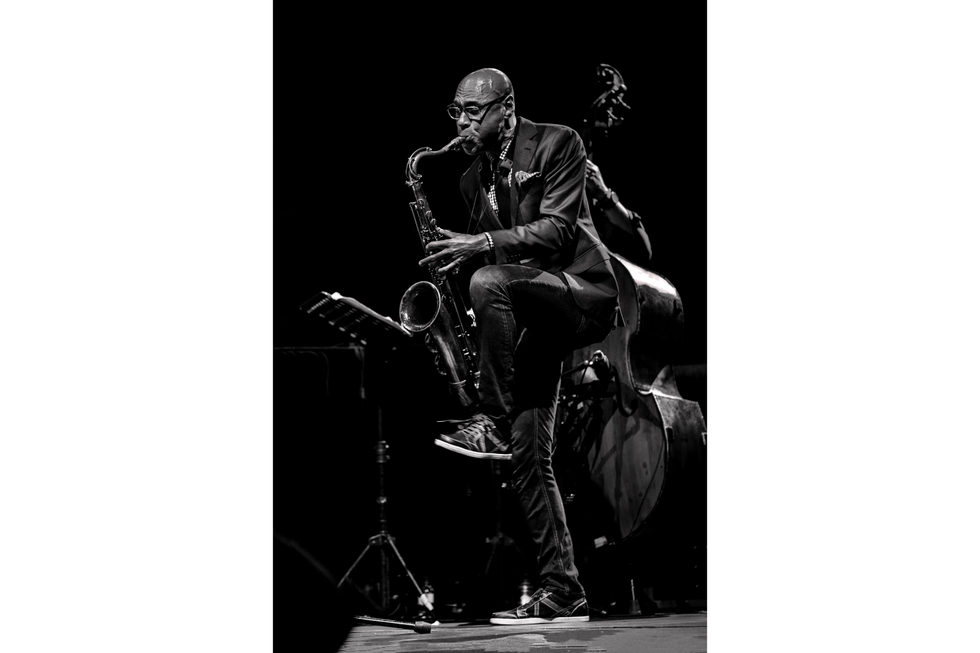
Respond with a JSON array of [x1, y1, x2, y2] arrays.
[[469, 264, 609, 599]]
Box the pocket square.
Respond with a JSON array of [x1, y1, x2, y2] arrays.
[[514, 170, 541, 186]]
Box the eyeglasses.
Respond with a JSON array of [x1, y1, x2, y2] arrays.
[[447, 94, 508, 121]]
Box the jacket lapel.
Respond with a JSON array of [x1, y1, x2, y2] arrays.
[[461, 157, 504, 232], [511, 118, 541, 223]]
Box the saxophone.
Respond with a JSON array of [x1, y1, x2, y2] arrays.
[[398, 137, 480, 408]]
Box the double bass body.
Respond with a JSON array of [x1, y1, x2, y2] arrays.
[[558, 251, 707, 598]]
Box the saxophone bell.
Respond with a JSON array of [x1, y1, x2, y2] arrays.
[[398, 280, 441, 333], [399, 279, 479, 407]]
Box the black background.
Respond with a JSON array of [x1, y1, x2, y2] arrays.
[[273, 13, 706, 623]]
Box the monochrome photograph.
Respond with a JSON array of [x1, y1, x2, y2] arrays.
[[273, 13, 707, 651]]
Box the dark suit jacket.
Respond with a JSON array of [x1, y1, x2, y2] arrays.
[[460, 117, 620, 326]]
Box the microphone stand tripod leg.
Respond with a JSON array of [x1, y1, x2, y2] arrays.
[[338, 541, 372, 590], [336, 543, 384, 614], [384, 534, 435, 612]]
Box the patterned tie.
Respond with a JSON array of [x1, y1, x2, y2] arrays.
[[487, 138, 513, 214]]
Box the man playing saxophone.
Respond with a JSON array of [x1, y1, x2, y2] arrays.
[[418, 68, 620, 626]]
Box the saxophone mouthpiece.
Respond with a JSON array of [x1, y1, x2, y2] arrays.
[[443, 137, 463, 152]]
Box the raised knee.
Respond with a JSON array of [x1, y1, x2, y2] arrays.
[[469, 265, 506, 307]]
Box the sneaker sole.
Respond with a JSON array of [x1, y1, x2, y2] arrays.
[[433, 439, 512, 460], [489, 616, 589, 625]]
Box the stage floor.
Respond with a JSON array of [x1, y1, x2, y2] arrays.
[[338, 612, 707, 652]]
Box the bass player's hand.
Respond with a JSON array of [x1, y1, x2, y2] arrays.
[[585, 159, 609, 196]]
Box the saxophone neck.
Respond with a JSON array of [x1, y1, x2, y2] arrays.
[[407, 137, 463, 180]]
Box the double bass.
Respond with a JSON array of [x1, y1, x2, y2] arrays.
[[557, 64, 707, 599], [569, 63, 687, 401]]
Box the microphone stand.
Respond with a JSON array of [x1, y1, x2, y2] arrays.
[[336, 344, 435, 617]]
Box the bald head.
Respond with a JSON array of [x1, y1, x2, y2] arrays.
[[452, 68, 517, 156], [456, 68, 514, 103]]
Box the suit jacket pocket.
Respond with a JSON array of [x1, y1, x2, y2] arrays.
[[517, 177, 544, 209]]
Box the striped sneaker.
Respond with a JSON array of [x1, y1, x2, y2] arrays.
[[434, 413, 511, 461], [490, 588, 589, 625]]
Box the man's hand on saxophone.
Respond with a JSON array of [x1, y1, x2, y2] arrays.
[[418, 227, 491, 276]]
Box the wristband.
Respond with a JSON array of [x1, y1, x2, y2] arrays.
[[484, 232, 495, 258]]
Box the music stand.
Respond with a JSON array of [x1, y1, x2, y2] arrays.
[[299, 291, 435, 616]]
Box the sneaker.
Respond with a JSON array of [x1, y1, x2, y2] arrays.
[[490, 588, 589, 625], [434, 413, 511, 461]]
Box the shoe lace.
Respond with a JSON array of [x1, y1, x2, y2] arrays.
[[526, 588, 551, 604], [457, 415, 493, 440]]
